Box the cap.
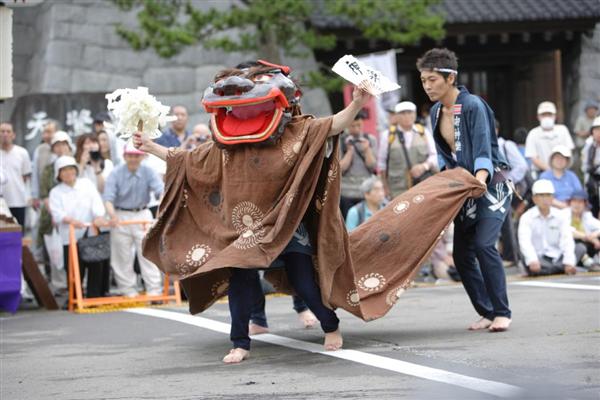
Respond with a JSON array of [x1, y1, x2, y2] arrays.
[[537, 101, 557, 115], [123, 141, 145, 155], [592, 116, 600, 129], [584, 100, 599, 111], [550, 144, 572, 159], [54, 155, 78, 181], [569, 189, 588, 201], [531, 179, 555, 195], [393, 101, 417, 114], [50, 131, 73, 148]]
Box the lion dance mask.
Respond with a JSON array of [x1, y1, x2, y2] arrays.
[[202, 60, 301, 147]]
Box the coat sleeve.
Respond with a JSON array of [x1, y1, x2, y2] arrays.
[[466, 99, 493, 180]]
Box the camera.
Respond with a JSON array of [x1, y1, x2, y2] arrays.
[[89, 150, 102, 161]]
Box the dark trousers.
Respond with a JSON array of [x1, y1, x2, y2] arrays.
[[228, 253, 339, 350], [340, 196, 362, 219], [525, 255, 566, 276], [454, 217, 511, 320], [499, 206, 520, 263], [62, 245, 109, 298], [250, 293, 308, 328], [9, 207, 25, 228]]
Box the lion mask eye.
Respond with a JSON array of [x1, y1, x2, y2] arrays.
[[252, 74, 273, 82]]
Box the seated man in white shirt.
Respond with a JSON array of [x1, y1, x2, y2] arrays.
[[518, 179, 577, 276]]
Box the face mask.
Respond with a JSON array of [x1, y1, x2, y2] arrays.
[[540, 116, 555, 130]]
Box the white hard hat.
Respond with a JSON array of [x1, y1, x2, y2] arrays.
[[592, 116, 600, 129], [50, 131, 73, 149], [550, 144, 572, 159], [532, 179, 555, 195], [54, 155, 78, 181], [393, 101, 417, 114], [537, 101, 557, 115]]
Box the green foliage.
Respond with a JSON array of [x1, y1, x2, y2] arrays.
[[112, 0, 445, 90]]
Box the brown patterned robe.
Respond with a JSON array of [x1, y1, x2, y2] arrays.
[[142, 114, 485, 321]]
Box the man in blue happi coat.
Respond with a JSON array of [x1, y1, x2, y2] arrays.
[[417, 48, 512, 332]]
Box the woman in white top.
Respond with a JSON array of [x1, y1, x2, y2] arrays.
[[49, 156, 109, 298], [74, 133, 114, 193], [567, 190, 600, 271]]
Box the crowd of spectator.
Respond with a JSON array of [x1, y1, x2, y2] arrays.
[[1, 98, 599, 302], [341, 99, 600, 280]]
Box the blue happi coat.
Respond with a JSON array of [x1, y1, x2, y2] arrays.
[[430, 86, 512, 223]]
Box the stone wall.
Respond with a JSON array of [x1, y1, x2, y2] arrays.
[[0, 0, 332, 143], [570, 22, 600, 127]]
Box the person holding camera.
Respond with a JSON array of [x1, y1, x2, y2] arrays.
[[581, 116, 600, 217], [377, 101, 438, 199], [181, 123, 211, 150], [74, 133, 114, 194], [339, 112, 377, 218]]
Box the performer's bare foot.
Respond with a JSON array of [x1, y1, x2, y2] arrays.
[[298, 310, 318, 329], [489, 317, 511, 332], [222, 348, 249, 364], [248, 323, 270, 335], [468, 317, 493, 330], [324, 329, 343, 351]]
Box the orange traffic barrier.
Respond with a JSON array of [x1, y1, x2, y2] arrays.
[[67, 220, 181, 312]]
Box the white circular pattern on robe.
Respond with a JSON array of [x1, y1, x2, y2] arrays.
[[346, 289, 360, 307], [232, 201, 264, 233], [222, 150, 230, 166], [412, 194, 425, 204], [385, 287, 405, 306], [211, 279, 229, 297], [175, 263, 191, 277], [285, 191, 296, 207], [232, 201, 266, 249], [282, 138, 303, 165], [357, 272, 387, 292], [185, 244, 212, 267], [393, 201, 410, 215], [327, 163, 338, 183]]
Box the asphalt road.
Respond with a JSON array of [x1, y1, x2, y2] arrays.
[[2, 275, 599, 400]]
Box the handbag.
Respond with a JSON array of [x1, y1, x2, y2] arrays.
[[78, 227, 110, 263]]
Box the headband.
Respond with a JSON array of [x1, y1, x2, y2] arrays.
[[433, 67, 458, 74]]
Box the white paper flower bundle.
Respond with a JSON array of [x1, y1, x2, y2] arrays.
[[105, 86, 176, 140]]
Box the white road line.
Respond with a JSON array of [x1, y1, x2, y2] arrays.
[[125, 308, 524, 398], [512, 281, 600, 291]]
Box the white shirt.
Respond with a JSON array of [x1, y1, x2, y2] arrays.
[[524, 124, 574, 171], [0, 145, 32, 207], [518, 206, 575, 266], [377, 124, 437, 172], [79, 159, 114, 191], [49, 178, 106, 245]]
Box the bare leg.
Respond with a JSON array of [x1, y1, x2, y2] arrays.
[[223, 348, 250, 364]]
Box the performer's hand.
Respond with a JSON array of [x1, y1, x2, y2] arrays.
[[133, 131, 153, 153], [564, 264, 577, 275], [528, 261, 541, 273], [353, 80, 374, 108]]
